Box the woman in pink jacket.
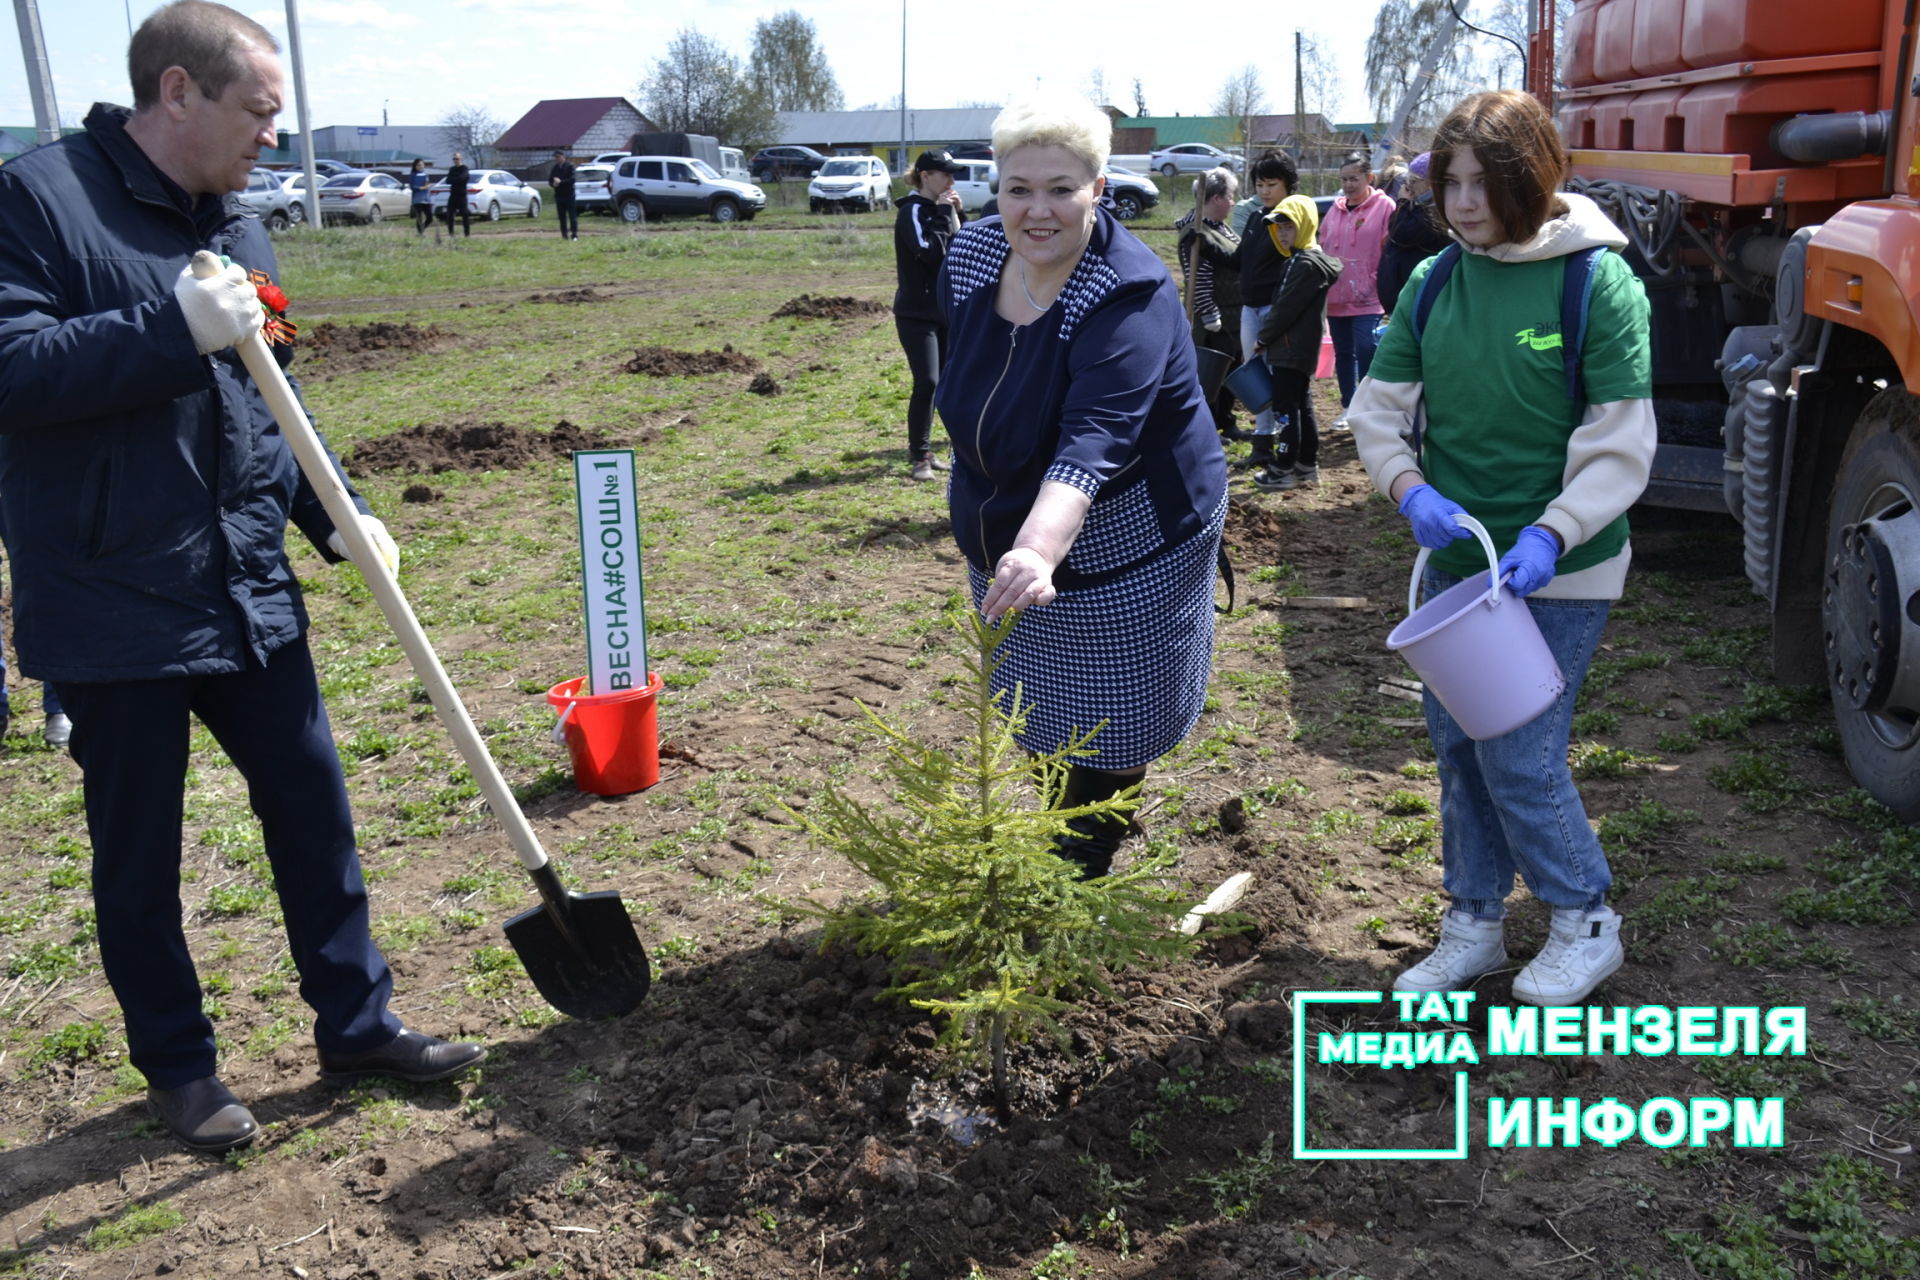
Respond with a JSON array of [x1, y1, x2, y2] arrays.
[[1318, 151, 1398, 411]]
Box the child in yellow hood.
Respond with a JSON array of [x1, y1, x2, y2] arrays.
[[1251, 194, 1342, 490]]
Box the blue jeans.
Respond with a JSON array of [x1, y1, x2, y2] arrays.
[[1420, 566, 1613, 918], [1328, 313, 1382, 406]]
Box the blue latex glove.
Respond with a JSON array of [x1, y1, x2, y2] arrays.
[[1396, 484, 1474, 550], [1497, 525, 1561, 597]]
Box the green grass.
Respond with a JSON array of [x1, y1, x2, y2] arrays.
[[85, 1201, 185, 1251]]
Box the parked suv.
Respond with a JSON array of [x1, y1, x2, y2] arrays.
[[749, 145, 828, 182], [808, 156, 891, 213], [1101, 165, 1160, 222], [238, 167, 306, 230], [611, 155, 766, 223]]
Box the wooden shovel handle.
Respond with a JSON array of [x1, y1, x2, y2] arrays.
[[190, 251, 553, 874]]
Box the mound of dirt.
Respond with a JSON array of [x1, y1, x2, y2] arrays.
[[349, 419, 615, 475], [527, 287, 603, 304], [773, 294, 889, 320], [303, 321, 446, 354], [622, 345, 760, 376], [748, 373, 782, 396]]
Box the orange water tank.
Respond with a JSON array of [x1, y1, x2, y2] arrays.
[[1625, 88, 1688, 152], [1592, 0, 1640, 82], [1557, 100, 1599, 151], [1682, 0, 1885, 65], [1564, 0, 1601, 87], [1677, 69, 1880, 162], [1631, 0, 1688, 76]]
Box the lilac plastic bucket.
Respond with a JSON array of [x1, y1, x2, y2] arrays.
[[1384, 515, 1566, 740]]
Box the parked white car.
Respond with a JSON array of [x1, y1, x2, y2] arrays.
[[1148, 142, 1243, 177], [951, 159, 995, 214], [808, 155, 892, 213], [429, 169, 542, 220], [610, 155, 765, 223], [574, 164, 614, 214], [237, 167, 305, 230]]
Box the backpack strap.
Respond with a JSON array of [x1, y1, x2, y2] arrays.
[[1407, 243, 1462, 345], [1559, 245, 1607, 404]]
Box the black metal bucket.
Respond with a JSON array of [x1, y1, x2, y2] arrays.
[[1194, 346, 1232, 399]]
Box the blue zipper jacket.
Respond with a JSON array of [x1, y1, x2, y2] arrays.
[[935, 208, 1227, 587], [0, 103, 366, 681]]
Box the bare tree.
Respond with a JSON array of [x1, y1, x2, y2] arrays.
[[436, 104, 505, 165], [639, 28, 775, 148], [1132, 77, 1149, 117], [1298, 33, 1344, 123], [1084, 66, 1109, 106], [1364, 1, 1477, 130], [1212, 65, 1267, 148], [749, 10, 844, 112]]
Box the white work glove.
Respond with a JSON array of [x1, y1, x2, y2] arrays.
[[327, 515, 400, 577], [173, 260, 263, 355]]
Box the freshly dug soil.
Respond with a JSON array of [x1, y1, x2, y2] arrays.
[[302, 320, 447, 353], [349, 419, 615, 474], [622, 345, 759, 376], [527, 287, 604, 304], [773, 294, 889, 320]]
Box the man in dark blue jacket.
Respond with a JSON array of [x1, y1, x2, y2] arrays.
[[0, 0, 482, 1154]]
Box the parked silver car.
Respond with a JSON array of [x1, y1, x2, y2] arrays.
[[429, 169, 542, 221], [316, 171, 412, 225], [610, 155, 764, 224], [1148, 142, 1242, 177], [237, 167, 305, 230]]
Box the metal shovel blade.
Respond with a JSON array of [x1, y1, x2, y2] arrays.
[[504, 885, 651, 1020]]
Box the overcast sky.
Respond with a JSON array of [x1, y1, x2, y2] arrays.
[[6, 1, 1461, 140]]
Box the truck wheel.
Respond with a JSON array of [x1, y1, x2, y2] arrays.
[[711, 198, 740, 224], [618, 197, 645, 224], [1822, 388, 1920, 818]]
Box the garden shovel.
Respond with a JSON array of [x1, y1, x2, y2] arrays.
[[191, 251, 649, 1019]]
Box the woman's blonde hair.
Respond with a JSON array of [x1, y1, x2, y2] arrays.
[[991, 94, 1111, 178]]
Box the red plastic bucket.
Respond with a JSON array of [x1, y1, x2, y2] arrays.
[[546, 672, 663, 796]]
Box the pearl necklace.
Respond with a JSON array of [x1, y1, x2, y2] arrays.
[[1017, 260, 1055, 314]]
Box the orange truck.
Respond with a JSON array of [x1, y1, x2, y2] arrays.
[[1558, 0, 1920, 816]]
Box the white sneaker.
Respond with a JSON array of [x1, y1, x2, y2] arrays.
[[1392, 910, 1509, 993], [1512, 907, 1623, 1006]]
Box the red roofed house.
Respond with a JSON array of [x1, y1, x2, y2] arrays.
[[493, 98, 653, 169]]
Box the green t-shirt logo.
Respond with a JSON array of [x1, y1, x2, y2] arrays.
[[1514, 324, 1564, 352]]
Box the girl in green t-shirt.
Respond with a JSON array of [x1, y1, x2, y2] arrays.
[[1349, 89, 1655, 1009]]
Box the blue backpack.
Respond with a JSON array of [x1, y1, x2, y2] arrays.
[[1406, 242, 1608, 404]]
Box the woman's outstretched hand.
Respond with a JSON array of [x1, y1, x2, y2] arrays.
[[982, 547, 1057, 621], [1396, 484, 1474, 550]]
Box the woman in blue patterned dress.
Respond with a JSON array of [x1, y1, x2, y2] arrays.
[[936, 96, 1229, 877]]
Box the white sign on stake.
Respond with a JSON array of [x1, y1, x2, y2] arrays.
[[572, 450, 647, 694]]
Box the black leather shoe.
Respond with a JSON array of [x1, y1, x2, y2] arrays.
[[318, 1029, 486, 1084], [148, 1076, 258, 1153]]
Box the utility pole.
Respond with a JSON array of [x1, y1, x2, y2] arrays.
[[898, 0, 907, 175], [13, 0, 62, 145], [285, 0, 321, 227], [1293, 29, 1305, 170]]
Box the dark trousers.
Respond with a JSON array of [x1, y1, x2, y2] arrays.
[[413, 202, 433, 234], [1270, 366, 1318, 470], [53, 637, 399, 1088], [445, 201, 471, 236], [556, 195, 578, 238], [895, 314, 947, 461]]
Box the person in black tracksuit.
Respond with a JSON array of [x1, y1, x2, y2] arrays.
[[892, 149, 966, 481], [444, 151, 471, 237], [549, 149, 578, 240]]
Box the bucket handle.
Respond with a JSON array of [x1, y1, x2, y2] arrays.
[[1406, 513, 1509, 615], [550, 696, 578, 744]]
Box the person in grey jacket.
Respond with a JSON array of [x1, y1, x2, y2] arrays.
[[0, 0, 482, 1156]]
